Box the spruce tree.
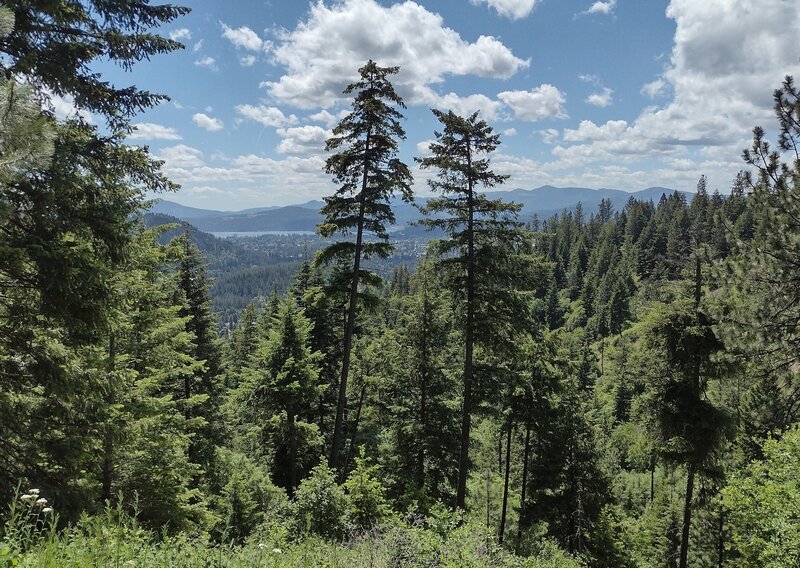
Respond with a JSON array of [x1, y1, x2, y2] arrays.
[[175, 233, 223, 475], [245, 299, 322, 492], [416, 109, 531, 510], [316, 60, 413, 469]]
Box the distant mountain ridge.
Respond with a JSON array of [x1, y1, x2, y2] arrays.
[[150, 185, 688, 233]]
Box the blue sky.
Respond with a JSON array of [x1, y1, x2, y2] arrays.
[[72, 0, 800, 209]]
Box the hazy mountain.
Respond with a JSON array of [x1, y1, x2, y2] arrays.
[[150, 185, 688, 233]]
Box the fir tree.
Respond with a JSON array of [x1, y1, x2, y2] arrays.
[[315, 60, 413, 469], [416, 109, 532, 510]]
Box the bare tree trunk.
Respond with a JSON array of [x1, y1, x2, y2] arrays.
[[679, 464, 695, 568], [499, 421, 513, 544], [516, 404, 532, 549], [342, 381, 368, 479]]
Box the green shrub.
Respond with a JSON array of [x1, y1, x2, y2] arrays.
[[723, 426, 800, 567], [291, 463, 350, 541]]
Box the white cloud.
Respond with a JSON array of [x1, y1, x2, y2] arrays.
[[129, 123, 182, 140], [265, 0, 529, 109], [240, 55, 257, 67], [430, 91, 505, 121], [46, 92, 94, 124], [194, 56, 217, 71], [549, 0, 800, 192], [416, 139, 435, 155], [221, 23, 267, 51], [470, 0, 538, 20], [169, 28, 191, 42], [578, 73, 600, 84], [641, 78, 667, 98], [503, 128, 517, 137], [276, 125, 331, 155], [309, 109, 348, 128], [539, 128, 560, 144], [192, 39, 203, 52], [584, 0, 616, 15], [235, 104, 298, 128], [563, 119, 629, 142], [192, 113, 224, 132], [497, 85, 568, 121], [157, 145, 206, 169], [586, 87, 614, 107]]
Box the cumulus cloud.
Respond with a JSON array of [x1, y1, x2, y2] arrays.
[[641, 78, 667, 98], [583, 0, 616, 15], [497, 85, 568, 121], [221, 23, 267, 51], [129, 123, 182, 140], [46, 92, 94, 124], [551, 0, 800, 191], [192, 113, 224, 132], [309, 109, 349, 128], [236, 104, 298, 128], [192, 40, 203, 52], [169, 28, 191, 42], [503, 128, 517, 137], [240, 55, 257, 67], [586, 87, 614, 107], [264, 0, 529, 109], [276, 125, 331, 155], [194, 56, 217, 71], [471, 0, 538, 20], [430, 92, 505, 121], [539, 128, 560, 144]]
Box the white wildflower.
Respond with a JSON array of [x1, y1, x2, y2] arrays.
[[272, 548, 282, 554], [29, 489, 39, 495], [35, 498, 47, 505], [20, 494, 35, 502], [257, 543, 267, 549], [42, 507, 53, 513]]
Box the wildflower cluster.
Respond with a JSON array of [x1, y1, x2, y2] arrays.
[[2, 488, 56, 554]]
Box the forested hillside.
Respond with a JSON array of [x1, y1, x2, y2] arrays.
[[2, 2, 800, 567]]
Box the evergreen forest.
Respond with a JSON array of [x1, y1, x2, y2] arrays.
[[2, 2, 800, 567]]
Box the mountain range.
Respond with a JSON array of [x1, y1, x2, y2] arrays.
[[150, 185, 687, 234]]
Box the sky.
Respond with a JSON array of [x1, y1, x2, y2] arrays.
[[72, 0, 800, 209]]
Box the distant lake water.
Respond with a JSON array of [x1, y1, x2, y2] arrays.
[[210, 231, 317, 238]]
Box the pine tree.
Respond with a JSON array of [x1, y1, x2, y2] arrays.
[[315, 60, 413, 469], [244, 299, 322, 492], [416, 109, 532, 510], [382, 262, 459, 508], [0, 0, 185, 509], [175, 233, 223, 475]]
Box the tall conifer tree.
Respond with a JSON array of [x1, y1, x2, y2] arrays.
[[416, 109, 531, 510], [316, 60, 412, 469]]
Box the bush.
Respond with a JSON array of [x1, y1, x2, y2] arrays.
[[344, 449, 391, 531], [291, 463, 350, 541], [723, 426, 800, 567], [208, 448, 289, 543]]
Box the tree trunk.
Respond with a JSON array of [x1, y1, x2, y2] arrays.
[[101, 333, 116, 505], [456, 138, 475, 511], [499, 421, 513, 544], [650, 455, 655, 504], [679, 464, 695, 568], [329, 129, 371, 469], [717, 507, 725, 568], [342, 381, 368, 479], [516, 403, 532, 549]]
